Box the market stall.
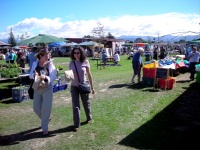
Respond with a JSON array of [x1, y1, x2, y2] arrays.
[[142, 55, 189, 90]]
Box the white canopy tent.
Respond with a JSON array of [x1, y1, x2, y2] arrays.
[[63, 42, 78, 47], [78, 41, 103, 47]]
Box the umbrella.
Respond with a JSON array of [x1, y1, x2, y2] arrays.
[[17, 34, 66, 45], [48, 41, 67, 47], [19, 45, 29, 49], [134, 43, 148, 47], [0, 40, 10, 46]]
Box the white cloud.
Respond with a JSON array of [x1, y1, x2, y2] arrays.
[[1, 12, 199, 40]]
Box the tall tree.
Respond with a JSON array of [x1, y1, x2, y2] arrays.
[[91, 21, 105, 44], [134, 38, 146, 43], [178, 39, 186, 43], [106, 32, 115, 39], [83, 35, 92, 38], [8, 28, 17, 47]]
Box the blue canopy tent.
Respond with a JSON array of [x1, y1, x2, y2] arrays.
[[48, 41, 67, 47]]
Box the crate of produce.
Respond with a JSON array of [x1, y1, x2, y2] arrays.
[[143, 61, 158, 69], [12, 85, 30, 102], [158, 77, 176, 90], [196, 72, 200, 83], [143, 68, 156, 78], [142, 77, 155, 87]]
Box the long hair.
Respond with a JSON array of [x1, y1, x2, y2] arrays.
[[70, 47, 86, 62]]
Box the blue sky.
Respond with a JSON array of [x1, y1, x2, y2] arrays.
[[0, 0, 200, 40]]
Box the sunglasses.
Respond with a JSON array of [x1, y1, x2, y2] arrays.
[[74, 52, 80, 54]]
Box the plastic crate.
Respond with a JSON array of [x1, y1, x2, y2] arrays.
[[59, 84, 68, 91], [12, 86, 30, 102], [143, 61, 158, 69], [13, 95, 30, 102], [143, 68, 156, 78], [53, 85, 59, 93], [158, 77, 176, 90], [142, 77, 155, 87]]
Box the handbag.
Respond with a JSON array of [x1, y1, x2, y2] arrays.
[[73, 61, 91, 94], [28, 79, 34, 99], [78, 81, 91, 94]]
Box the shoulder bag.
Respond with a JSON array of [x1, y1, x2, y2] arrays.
[[73, 61, 91, 94]]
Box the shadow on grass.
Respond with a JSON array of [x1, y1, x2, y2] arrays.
[[0, 125, 75, 146], [0, 117, 94, 146], [109, 84, 127, 89], [0, 98, 17, 104], [109, 83, 145, 90], [0, 80, 20, 100], [142, 89, 161, 92], [118, 82, 200, 149], [0, 88, 13, 100]]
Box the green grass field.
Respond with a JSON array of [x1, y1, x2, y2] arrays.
[[0, 55, 199, 150]]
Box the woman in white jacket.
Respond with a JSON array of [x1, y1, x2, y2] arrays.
[[29, 49, 57, 135]]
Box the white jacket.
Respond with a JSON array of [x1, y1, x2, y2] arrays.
[[29, 59, 57, 85]]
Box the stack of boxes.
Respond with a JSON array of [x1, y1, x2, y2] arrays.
[[142, 61, 158, 87], [142, 61, 176, 90]]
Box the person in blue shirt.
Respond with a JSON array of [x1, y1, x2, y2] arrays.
[[101, 50, 108, 65], [131, 47, 144, 83], [9, 50, 15, 64], [29, 47, 39, 72]]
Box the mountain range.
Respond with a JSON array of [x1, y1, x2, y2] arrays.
[[117, 35, 200, 42]]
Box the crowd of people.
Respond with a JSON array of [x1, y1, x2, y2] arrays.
[[0, 47, 38, 73]]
